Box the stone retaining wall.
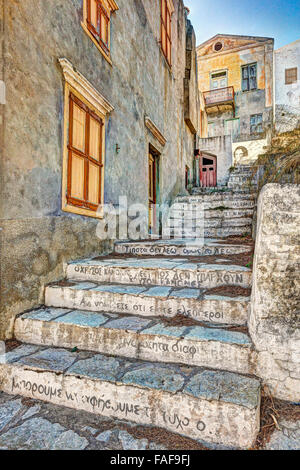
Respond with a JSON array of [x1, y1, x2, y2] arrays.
[[250, 184, 300, 402]]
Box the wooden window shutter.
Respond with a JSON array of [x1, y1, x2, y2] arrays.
[[161, 0, 172, 66], [285, 68, 298, 85], [67, 93, 103, 212], [87, 0, 110, 54]]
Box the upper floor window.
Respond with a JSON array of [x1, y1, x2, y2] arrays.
[[285, 67, 298, 85], [250, 114, 263, 135], [242, 63, 257, 92], [210, 70, 227, 90], [82, 0, 119, 64], [160, 0, 174, 66]]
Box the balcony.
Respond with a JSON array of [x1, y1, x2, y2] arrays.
[[203, 86, 235, 114]]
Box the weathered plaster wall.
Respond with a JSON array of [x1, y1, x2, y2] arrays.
[[196, 36, 273, 172], [275, 40, 300, 133], [250, 184, 300, 402], [0, 0, 198, 339], [232, 138, 268, 165], [199, 135, 232, 185]]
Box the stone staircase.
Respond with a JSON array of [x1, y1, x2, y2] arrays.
[[0, 188, 262, 449], [227, 165, 258, 191]]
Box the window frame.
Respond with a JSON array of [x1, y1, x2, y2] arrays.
[[82, 0, 119, 65], [160, 0, 174, 67], [67, 92, 104, 213], [250, 113, 263, 135], [60, 58, 114, 219], [241, 63, 257, 92], [210, 69, 228, 90], [285, 67, 298, 85]]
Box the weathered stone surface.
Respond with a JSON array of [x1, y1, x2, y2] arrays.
[[0, 345, 261, 449], [0, 417, 88, 450], [169, 227, 252, 238], [250, 184, 300, 402], [167, 217, 253, 228], [14, 309, 255, 374], [265, 419, 300, 450], [185, 370, 260, 409], [45, 280, 249, 326], [0, 392, 174, 450], [14, 348, 77, 372], [114, 238, 252, 257], [122, 365, 185, 392], [0, 399, 23, 431], [66, 257, 252, 289]]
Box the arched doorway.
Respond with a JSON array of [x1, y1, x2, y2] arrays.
[[199, 152, 217, 187]]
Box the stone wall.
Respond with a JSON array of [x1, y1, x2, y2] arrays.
[[0, 0, 199, 339], [250, 184, 300, 402]]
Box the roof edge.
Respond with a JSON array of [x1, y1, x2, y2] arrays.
[[196, 33, 274, 51]]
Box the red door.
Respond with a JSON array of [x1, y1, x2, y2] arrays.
[[200, 154, 217, 187]]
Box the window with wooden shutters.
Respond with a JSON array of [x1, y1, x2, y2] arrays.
[[67, 93, 103, 212], [242, 63, 257, 92], [285, 67, 298, 85], [82, 0, 118, 64], [87, 0, 110, 55], [161, 0, 173, 66]]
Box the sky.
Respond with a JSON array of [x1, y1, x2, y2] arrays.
[[184, 0, 300, 49]]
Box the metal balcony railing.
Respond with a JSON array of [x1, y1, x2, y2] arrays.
[[203, 86, 235, 108]]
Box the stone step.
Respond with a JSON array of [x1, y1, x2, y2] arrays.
[[66, 257, 252, 289], [174, 200, 256, 210], [170, 209, 254, 220], [166, 218, 253, 229], [114, 239, 252, 257], [228, 176, 257, 184], [227, 183, 257, 190], [176, 193, 256, 203], [45, 281, 249, 326], [0, 344, 261, 449], [168, 227, 252, 238], [14, 308, 255, 374]]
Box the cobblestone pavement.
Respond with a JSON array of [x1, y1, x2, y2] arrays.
[[0, 392, 194, 450], [0, 393, 299, 450]]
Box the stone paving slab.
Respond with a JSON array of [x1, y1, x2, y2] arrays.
[[265, 419, 300, 450], [15, 308, 255, 374], [66, 257, 252, 289], [0, 393, 168, 450], [45, 281, 250, 326], [0, 346, 261, 449], [114, 239, 252, 257]]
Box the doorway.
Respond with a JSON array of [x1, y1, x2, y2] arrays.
[[148, 147, 160, 234], [200, 153, 217, 187]]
